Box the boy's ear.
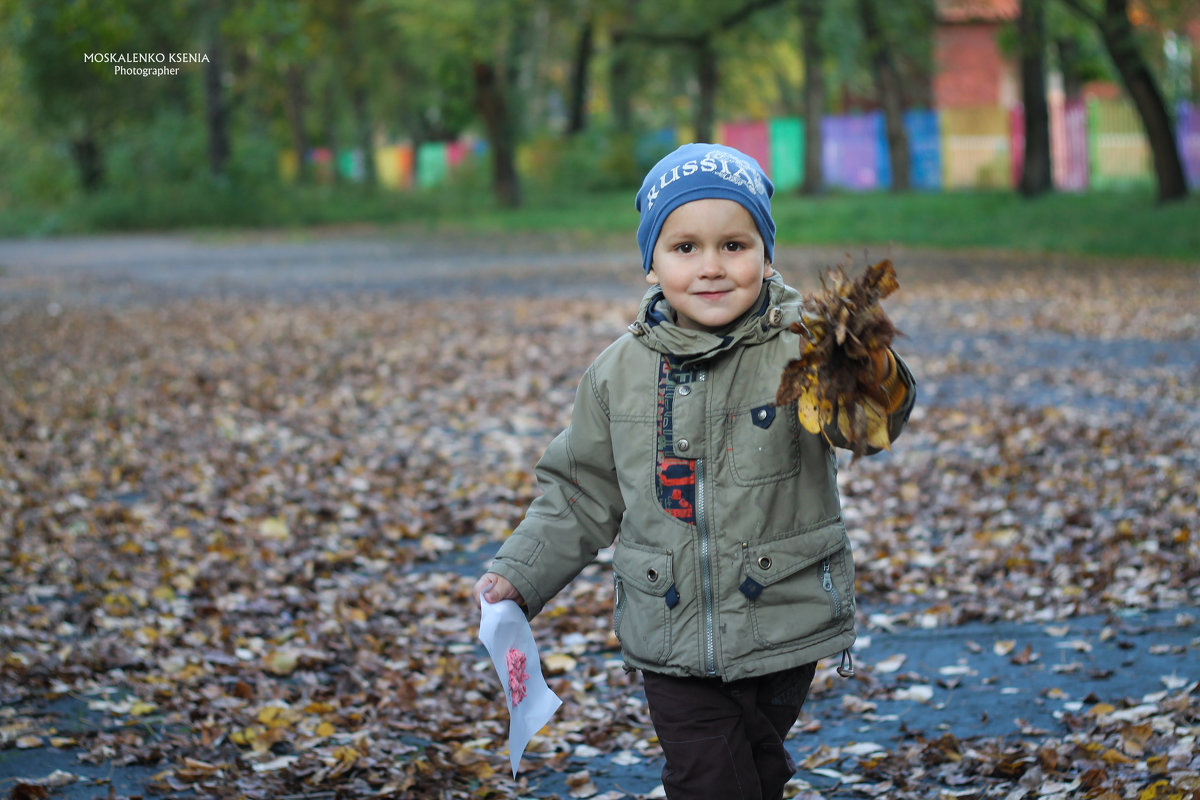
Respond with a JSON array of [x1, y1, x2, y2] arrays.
[[763, 260, 775, 279], [645, 267, 659, 284]]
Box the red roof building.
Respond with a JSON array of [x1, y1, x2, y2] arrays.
[[933, 0, 1020, 108]]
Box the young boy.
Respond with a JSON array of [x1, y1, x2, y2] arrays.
[[474, 143, 915, 800]]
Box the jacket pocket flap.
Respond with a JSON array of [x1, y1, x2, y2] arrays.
[[744, 519, 846, 588], [613, 540, 674, 597]]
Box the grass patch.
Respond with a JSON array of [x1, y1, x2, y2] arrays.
[[770, 189, 1200, 261], [5, 181, 1198, 263]]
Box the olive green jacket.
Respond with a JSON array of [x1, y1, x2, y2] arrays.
[[488, 274, 916, 682]]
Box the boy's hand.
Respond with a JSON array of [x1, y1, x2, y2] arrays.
[[474, 573, 525, 606]]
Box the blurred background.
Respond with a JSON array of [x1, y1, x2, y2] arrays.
[[0, 0, 1196, 248]]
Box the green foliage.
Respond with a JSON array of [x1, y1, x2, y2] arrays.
[[0, 0, 1192, 231]]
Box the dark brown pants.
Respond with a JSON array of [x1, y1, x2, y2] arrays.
[[641, 662, 817, 800]]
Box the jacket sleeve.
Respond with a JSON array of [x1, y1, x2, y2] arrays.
[[487, 363, 626, 619], [823, 349, 917, 454]]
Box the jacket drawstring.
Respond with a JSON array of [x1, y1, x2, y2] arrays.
[[837, 648, 855, 678]]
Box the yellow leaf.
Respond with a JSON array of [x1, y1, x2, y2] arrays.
[[1146, 755, 1169, 774], [794, 383, 826, 435], [1138, 780, 1174, 800], [257, 706, 283, 725], [859, 401, 892, 452], [1102, 747, 1134, 765], [315, 721, 336, 737], [259, 517, 289, 540], [543, 653, 577, 674], [264, 649, 299, 676], [129, 701, 158, 716], [1088, 702, 1117, 717]]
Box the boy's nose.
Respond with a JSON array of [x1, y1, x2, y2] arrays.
[[698, 249, 725, 277]]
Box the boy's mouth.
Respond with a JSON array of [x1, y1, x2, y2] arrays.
[[693, 290, 731, 301]]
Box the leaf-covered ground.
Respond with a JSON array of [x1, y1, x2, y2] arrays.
[[1, 236, 1198, 799]]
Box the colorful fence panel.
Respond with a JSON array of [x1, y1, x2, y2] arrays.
[[337, 150, 365, 182], [940, 107, 1010, 189], [309, 148, 335, 183], [446, 140, 472, 170], [1178, 101, 1200, 190], [906, 110, 942, 190], [279, 150, 300, 184], [1053, 97, 1089, 191], [285, 99, 1192, 194], [720, 121, 772, 178], [823, 113, 884, 190], [415, 142, 448, 189], [1088, 98, 1152, 187], [374, 145, 413, 190], [768, 117, 804, 192]]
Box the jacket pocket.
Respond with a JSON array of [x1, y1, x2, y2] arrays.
[[728, 400, 802, 486], [739, 519, 855, 649], [612, 540, 674, 664]]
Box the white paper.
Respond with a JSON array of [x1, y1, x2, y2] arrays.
[[478, 597, 563, 776]]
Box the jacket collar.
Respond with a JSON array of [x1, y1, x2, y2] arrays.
[[627, 273, 804, 363]]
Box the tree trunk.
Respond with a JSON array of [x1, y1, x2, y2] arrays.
[[799, 0, 825, 194], [284, 64, 310, 182], [352, 83, 377, 189], [323, 80, 340, 185], [696, 38, 717, 142], [566, 18, 594, 135], [609, 30, 633, 132], [204, 37, 230, 178], [1055, 37, 1086, 99], [70, 132, 105, 193], [857, 0, 909, 191], [1095, 0, 1188, 201], [473, 61, 521, 208], [1018, 0, 1053, 196]]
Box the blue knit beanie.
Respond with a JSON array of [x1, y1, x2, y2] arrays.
[[635, 142, 776, 274]]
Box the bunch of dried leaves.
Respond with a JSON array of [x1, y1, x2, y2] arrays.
[[777, 259, 901, 454]]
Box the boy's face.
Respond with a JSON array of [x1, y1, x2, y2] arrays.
[[646, 198, 774, 333]]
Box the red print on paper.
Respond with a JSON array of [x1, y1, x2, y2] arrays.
[[506, 647, 529, 706]]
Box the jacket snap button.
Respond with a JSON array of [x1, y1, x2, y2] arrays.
[[647, 568, 659, 582], [758, 556, 772, 570], [756, 409, 768, 421], [676, 438, 690, 453], [678, 385, 691, 396]]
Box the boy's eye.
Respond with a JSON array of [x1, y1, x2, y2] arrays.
[[724, 241, 745, 251], [675, 243, 695, 254]]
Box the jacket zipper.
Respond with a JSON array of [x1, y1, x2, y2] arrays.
[[693, 368, 717, 676], [821, 557, 841, 618], [613, 577, 625, 634], [695, 457, 716, 675]]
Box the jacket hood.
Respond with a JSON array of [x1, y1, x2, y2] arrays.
[[626, 273, 806, 364]]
